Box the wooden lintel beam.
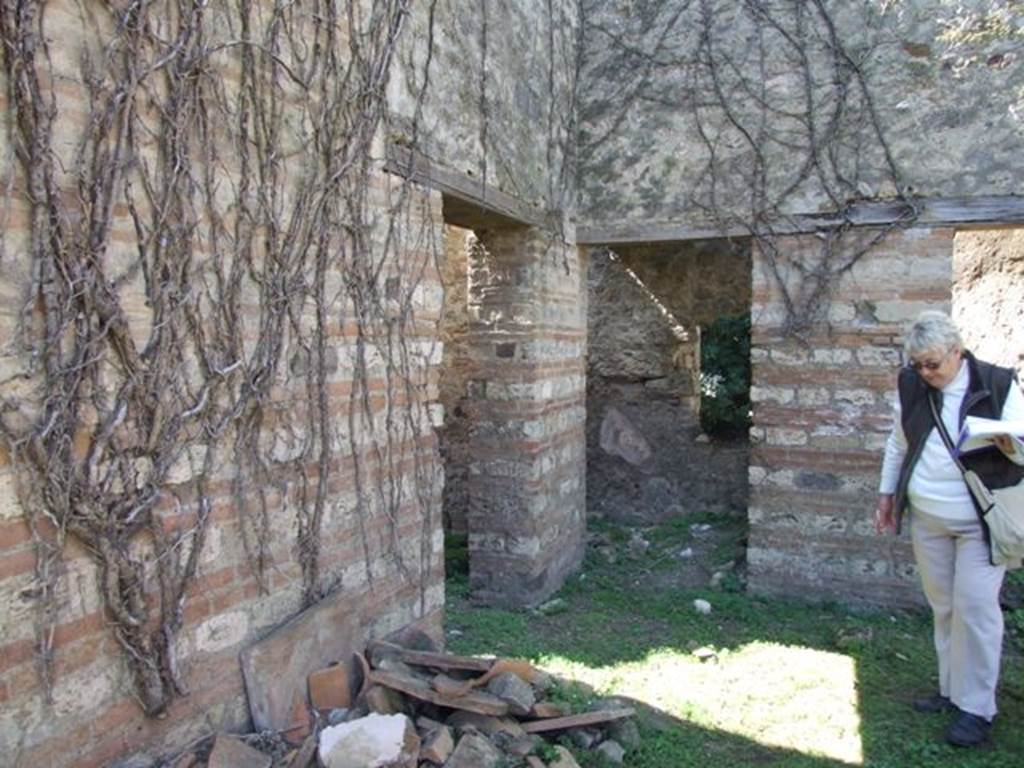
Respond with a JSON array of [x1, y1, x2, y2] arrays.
[[576, 195, 1024, 246]]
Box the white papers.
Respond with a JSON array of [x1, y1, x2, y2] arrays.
[[957, 416, 1024, 466]]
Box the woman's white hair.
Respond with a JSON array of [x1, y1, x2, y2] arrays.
[[904, 310, 963, 357]]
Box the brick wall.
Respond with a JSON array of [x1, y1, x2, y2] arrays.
[[437, 225, 474, 534], [463, 226, 587, 606], [0, 166, 448, 767], [747, 227, 955, 607]]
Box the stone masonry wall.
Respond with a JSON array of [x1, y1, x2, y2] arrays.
[[747, 227, 955, 607], [578, 0, 1024, 227], [437, 226, 475, 534], [586, 242, 750, 523], [464, 227, 587, 606], [0, 3, 448, 762], [953, 228, 1024, 376], [0, 169, 448, 768]]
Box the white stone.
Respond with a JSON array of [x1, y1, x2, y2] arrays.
[[812, 348, 852, 365], [834, 389, 876, 407], [693, 598, 712, 615], [749, 385, 794, 404], [318, 714, 420, 768]]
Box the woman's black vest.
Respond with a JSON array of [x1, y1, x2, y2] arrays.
[[893, 350, 1024, 536]]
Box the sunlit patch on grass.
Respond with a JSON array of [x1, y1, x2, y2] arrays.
[[538, 642, 863, 765]]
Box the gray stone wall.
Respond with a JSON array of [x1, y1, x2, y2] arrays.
[[392, 0, 580, 215], [587, 243, 750, 523], [577, 0, 1024, 227], [953, 228, 1024, 375]]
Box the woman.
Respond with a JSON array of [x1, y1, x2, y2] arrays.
[[876, 310, 1024, 747]]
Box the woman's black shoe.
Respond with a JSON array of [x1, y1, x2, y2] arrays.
[[911, 694, 955, 713], [946, 712, 992, 747]]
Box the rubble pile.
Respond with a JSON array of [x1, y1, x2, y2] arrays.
[[173, 639, 638, 768]]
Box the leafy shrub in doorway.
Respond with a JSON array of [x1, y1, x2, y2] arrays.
[[699, 314, 752, 436]]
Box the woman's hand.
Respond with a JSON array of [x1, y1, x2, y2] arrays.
[[992, 434, 1014, 455], [875, 494, 896, 535]]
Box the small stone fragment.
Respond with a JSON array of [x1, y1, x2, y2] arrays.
[[486, 671, 536, 716], [548, 745, 582, 768], [419, 724, 453, 765], [596, 739, 626, 764], [363, 685, 406, 715], [568, 727, 600, 749], [445, 711, 525, 737], [537, 598, 568, 615], [443, 733, 504, 768], [505, 734, 542, 757], [693, 598, 712, 615], [693, 646, 717, 663], [207, 735, 272, 768], [607, 717, 641, 750]]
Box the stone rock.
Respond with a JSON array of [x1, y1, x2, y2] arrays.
[[443, 733, 504, 768], [693, 646, 718, 663], [627, 531, 650, 558], [599, 407, 652, 466], [206, 735, 271, 768], [607, 717, 641, 750], [363, 685, 407, 715], [505, 734, 542, 757], [548, 745, 582, 768], [537, 598, 568, 616], [596, 739, 626, 764], [317, 713, 419, 768], [419, 725, 454, 765], [485, 672, 536, 716], [695, 432, 711, 444], [693, 598, 712, 615], [327, 708, 351, 726], [568, 727, 600, 749], [445, 711, 525, 738]]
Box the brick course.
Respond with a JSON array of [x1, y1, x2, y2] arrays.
[[746, 227, 955, 606]]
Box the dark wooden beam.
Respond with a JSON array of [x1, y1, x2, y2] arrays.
[[576, 195, 1024, 245], [385, 145, 545, 230]]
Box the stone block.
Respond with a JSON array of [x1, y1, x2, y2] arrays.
[[418, 724, 453, 765], [548, 745, 582, 768], [443, 733, 503, 768], [318, 713, 419, 768], [206, 734, 271, 768]]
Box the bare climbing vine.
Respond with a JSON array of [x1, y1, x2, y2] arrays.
[[0, 0, 439, 716], [581, 0, 920, 338]]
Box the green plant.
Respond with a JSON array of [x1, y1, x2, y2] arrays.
[[699, 314, 751, 436]]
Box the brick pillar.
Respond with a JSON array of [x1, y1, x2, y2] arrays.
[[747, 227, 954, 607], [464, 225, 587, 606]]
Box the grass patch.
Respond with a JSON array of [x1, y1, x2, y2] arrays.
[[444, 519, 1024, 767]]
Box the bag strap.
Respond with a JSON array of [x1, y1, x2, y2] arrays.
[[927, 393, 969, 475]]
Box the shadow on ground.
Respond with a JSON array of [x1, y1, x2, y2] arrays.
[[444, 517, 1024, 768]]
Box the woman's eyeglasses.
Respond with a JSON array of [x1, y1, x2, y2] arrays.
[[908, 349, 953, 372]]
